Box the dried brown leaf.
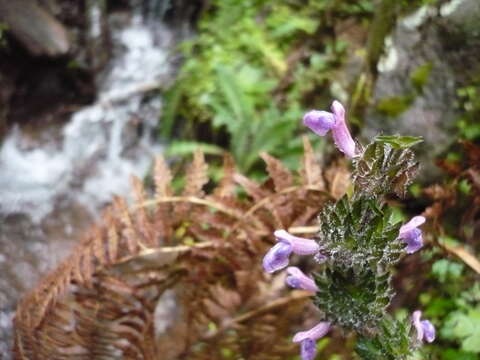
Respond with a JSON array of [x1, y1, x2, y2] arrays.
[[213, 153, 236, 198], [183, 149, 209, 197], [462, 140, 480, 166], [441, 242, 480, 274], [260, 152, 293, 192], [233, 173, 270, 202], [154, 155, 172, 198], [301, 136, 325, 189], [325, 159, 351, 200], [92, 225, 107, 265]]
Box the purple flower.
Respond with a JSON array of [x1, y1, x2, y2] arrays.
[[262, 230, 320, 273], [293, 322, 331, 360], [300, 338, 316, 360], [286, 267, 319, 292], [399, 216, 426, 254], [303, 100, 356, 158], [262, 242, 292, 274], [303, 110, 336, 136], [412, 310, 435, 343]]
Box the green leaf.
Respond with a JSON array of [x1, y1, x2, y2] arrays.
[[431, 259, 464, 283], [411, 62, 433, 92], [376, 95, 414, 117], [160, 82, 184, 138], [442, 309, 480, 353], [441, 349, 478, 360], [166, 141, 225, 157], [353, 140, 419, 197], [375, 135, 423, 149]]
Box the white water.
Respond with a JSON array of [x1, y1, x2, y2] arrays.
[[0, 4, 181, 356], [0, 14, 172, 222]]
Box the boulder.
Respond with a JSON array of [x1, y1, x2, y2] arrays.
[[362, 0, 480, 181], [0, 0, 70, 57]]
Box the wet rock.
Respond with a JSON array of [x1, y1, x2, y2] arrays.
[[362, 0, 480, 182], [0, 0, 70, 57], [0, 2, 190, 356]]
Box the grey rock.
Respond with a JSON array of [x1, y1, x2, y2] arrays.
[[362, 0, 480, 182], [0, 0, 70, 57]]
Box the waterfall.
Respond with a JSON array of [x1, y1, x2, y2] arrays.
[[0, 1, 187, 356]]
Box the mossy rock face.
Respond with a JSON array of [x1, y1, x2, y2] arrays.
[[362, 0, 480, 182]]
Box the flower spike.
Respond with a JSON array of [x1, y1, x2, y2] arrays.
[[293, 322, 331, 360], [262, 230, 320, 273], [286, 267, 319, 292], [303, 100, 356, 158], [412, 310, 435, 343], [399, 216, 426, 254]]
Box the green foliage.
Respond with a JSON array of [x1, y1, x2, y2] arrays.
[[443, 309, 480, 353], [376, 95, 414, 117], [440, 284, 480, 354], [312, 135, 423, 358], [314, 265, 393, 330], [162, 0, 353, 173], [375, 135, 423, 149], [431, 259, 464, 283], [353, 137, 420, 198], [355, 316, 413, 360], [410, 62, 433, 92], [165, 141, 224, 157], [318, 196, 404, 271], [314, 195, 402, 331], [456, 83, 480, 141], [422, 246, 480, 359], [207, 65, 299, 172], [440, 349, 478, 360]]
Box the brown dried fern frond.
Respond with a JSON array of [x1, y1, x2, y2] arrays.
[[14, 138, 342, 360]]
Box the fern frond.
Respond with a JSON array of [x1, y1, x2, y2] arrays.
[[154, 155, 172, 199], [14, 147, 333, 360], [213, 153, 236, 198], [260, 152, 294, 192], [183, 149, 209, 197]]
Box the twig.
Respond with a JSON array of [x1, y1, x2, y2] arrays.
[[437, 241, 480, 275], [202, 290, 312, 340], [115, 241, 214, 265], [135, 196, 265, 230], [288, 226, 320, 234]]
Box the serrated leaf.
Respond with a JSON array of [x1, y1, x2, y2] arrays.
[[375, 135, 423, 149], [353, 140, 419, 198]]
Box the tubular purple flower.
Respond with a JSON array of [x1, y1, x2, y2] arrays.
[[263, 230, 320, 273], [399, 216, 426, 254], [286, 267, 319, 292], [412, 310, 435, 343], [293, 322, 331, 360], [274, 230, 320, 255], [330, 101, 356, 158], [262, 242, 292, 274], [303, 110, 336, 136], [300, 338, 316, 360], [303, 100, 356, 158]]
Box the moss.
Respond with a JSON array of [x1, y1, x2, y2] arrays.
[[376, 95, 414, 117], [411, 62, 433, 92]]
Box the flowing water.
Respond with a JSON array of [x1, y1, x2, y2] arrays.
[[0, 1, 186, 356]]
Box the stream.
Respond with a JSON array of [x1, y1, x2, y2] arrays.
[[0, 1, 188, 356]]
